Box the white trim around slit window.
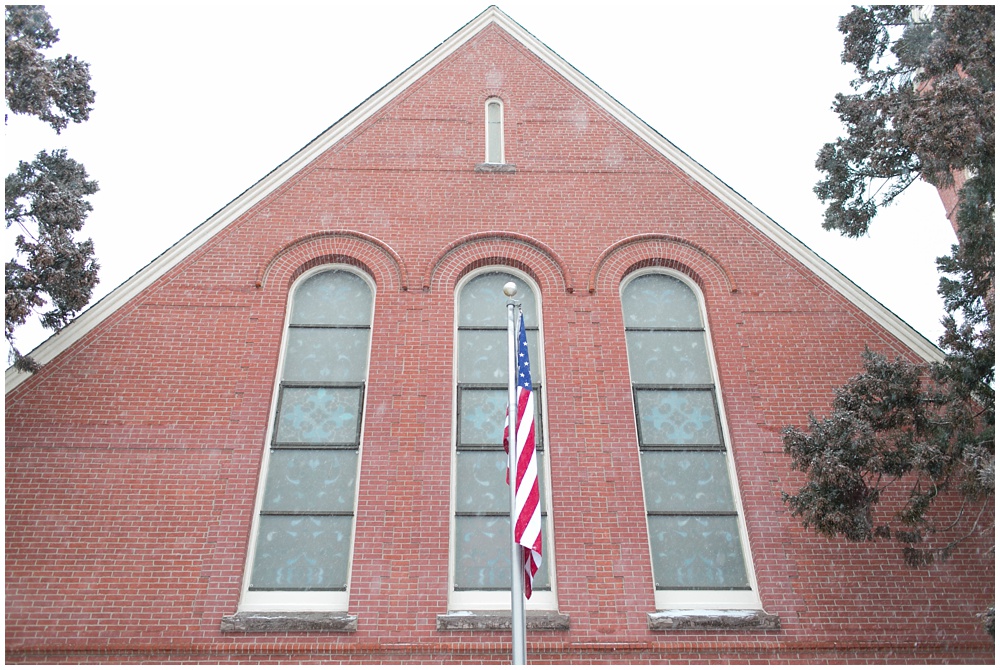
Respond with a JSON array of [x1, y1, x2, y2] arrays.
[[485, 98, 505, 164]]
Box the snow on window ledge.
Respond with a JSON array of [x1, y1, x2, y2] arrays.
[[475, 162, 516, 173], [221, 611, 357, 633], [647, 609, 780, 631], [437, 610, 570, 631]]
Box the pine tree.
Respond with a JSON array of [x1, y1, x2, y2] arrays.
[[783, 7, 993, 635], [784, 3, 993, 575], [5, 5, 99, 371]]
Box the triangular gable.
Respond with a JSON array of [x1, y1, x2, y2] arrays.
[[5, 5, 940, 392]]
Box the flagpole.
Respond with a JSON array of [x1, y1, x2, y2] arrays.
[[504, 281, 527, 666]]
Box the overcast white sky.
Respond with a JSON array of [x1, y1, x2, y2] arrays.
[[5, 2, 956, 359]]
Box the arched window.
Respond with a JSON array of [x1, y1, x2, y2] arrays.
[[620, 271, 758, 610], [451, 269, 556, 610], [241, 267, 374, 612], [485, 98, 504, 164]]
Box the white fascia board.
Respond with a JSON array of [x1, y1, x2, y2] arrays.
[[4, 8, 940, 393]]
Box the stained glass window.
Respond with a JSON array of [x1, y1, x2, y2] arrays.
[[453, 271, 550, 596], [621, 273, 751, 596], [248, 268, 372, 597]]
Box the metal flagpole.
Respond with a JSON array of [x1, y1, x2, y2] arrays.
[[504, 281, 527, 665]]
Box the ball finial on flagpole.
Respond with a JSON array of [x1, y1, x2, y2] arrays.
[[503, 281, 517, 297]]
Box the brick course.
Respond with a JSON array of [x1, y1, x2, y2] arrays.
[[5, 20, 993, 664]]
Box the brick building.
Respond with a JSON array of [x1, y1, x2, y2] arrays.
[[5, 7, 993, 664]]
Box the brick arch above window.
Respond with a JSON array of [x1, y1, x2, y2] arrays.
[[258, 230, 408, 293], [589, 233, 737, 297], [480, 88, 509, 104], [479, 89, 514, 129], [425, 232, 571, 295]]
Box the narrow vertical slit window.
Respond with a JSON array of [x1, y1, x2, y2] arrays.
[[485, 98, 504, 164], [241, 267, 373, 612], [450, 270, 556, 611], [621, 271, 759, 610]]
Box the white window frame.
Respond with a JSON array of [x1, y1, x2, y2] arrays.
[[621, 268, 761, 611], [484, 98, 505, 164], [238, 264, 375, 612], [448, 266, 558, 612]]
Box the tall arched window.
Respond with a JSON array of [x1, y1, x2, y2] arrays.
[[450, 269, 556, 610], [241, 267, 374, 612], [621, 271, 758, 610], [485, 98, 504, 164]]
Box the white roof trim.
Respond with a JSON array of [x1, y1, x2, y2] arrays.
[[5, 6, 940, 392]]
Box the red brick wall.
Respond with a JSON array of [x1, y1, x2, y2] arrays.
[[5, 25, 993, 663]]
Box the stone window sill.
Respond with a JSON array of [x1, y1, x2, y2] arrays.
[[221, 611, 357, 633], [475, 162, 516, 173], [647, 609, 780, 631], [437, 610, 570, 631]]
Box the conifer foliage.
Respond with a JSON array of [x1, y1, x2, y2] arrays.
[[5, 5, 99, 371], [784, 6, 994, 592]]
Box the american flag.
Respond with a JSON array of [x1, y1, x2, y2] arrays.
[[504, 310, 542, 598]]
